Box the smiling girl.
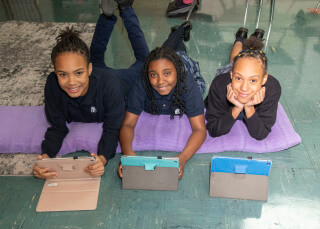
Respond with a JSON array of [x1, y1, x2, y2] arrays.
[[118, 22, 207, 179], [33, 1, 149, 179], [205, 28, 281, 140]]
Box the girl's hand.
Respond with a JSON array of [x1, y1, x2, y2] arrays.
[[227, 84, 243, 109], [178, 163, 185, 179], [245, 87, 266, 107], [33, 154, 58, 179], [84, 153, 107, 177], [118, 151, 136, 178], [176, 154, 187, 179]]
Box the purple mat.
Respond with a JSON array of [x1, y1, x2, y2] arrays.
[[0, 104, 301, 155]]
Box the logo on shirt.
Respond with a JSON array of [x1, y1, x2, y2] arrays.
[[175, 108, 181, 115], [90, 106, 97, 114]]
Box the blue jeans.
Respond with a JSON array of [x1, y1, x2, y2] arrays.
[[90, 7, 149, 93]]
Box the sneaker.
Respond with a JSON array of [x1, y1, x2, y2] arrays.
[[166, 0, 199, 18], [182, 21, 192, 42], [115, 0, 134, 13], [100, 0, 116, 17], [250, 28, 265, 40], [170, 21, 192, 42], [170, 25, 179, 33], [235, 27, 248, 40]]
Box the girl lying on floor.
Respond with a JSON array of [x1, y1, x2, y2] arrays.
[[205, 28, 281, 140], [33, 1, 149, 179], [118, 22, 207, 179]]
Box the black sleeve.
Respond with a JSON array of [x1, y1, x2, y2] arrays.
[[184, 77, 205, 118], [244, 78, 281, 140], [205, 74, 236, 137], [97, 79, 125, 161], [125, 77, 146, 115], [41, 73, 69, 158]]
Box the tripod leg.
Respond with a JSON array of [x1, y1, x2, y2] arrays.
[[185, 0, 198, 22], [264, 0, 275, 52], [243, 0, 250, 27], [256, 0, 263, 29]]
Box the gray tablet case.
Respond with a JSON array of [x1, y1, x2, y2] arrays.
[[36, 157, 101, 212], [210, 156, 272, 201], [121, 156, 179, 191]]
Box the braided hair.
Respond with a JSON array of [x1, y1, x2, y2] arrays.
[[142, 46, 187, 119], [51, 27, 90, 66], [232, 36, 268, 74]]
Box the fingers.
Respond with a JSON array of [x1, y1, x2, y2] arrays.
[[118, 163, 123, 178], [33, 165, 57, 179], [178, 167, 184, 179], [251, 87, 266, 105], [85, 155, 105, 177]]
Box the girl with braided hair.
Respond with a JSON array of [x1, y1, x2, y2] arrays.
[[205, 28, 281, 140], [118, 22, 207, 179], [33, 0, 149, 179]]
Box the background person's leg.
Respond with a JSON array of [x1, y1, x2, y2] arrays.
[[116, 6, 149, 91], [162, 25, 186, 52], [90, 14, 117, 69]]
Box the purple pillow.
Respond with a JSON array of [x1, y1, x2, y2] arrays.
[[0, 104, 301, 155]]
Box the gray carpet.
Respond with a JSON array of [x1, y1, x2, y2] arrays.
[[0, 21, 95, 175]]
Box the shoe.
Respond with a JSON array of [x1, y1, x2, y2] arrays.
[[166, 0, 199, 18], [250, 28, 265, 40], [170, 21, 192, 42], [100, 0, 116, 17], [235, 27, 248, 40], [182, 21, 192, 42], [115, 0, 134, 13], [170, 25, 179, 33]]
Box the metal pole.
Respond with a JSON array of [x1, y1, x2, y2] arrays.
[[314, 1, 320, 13], [243, 0, 250, 27], [256, 0, 263, 28], [186, 0, 197, 22], [264, 0, 275, 52]]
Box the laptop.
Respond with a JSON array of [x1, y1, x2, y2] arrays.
[[36, 156, 101, 212], [121, 155, 179, 191]]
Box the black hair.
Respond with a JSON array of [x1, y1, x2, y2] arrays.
[[51, 27, 90, 66], [232, 36, 268, 74], [142, 46, 187, 119]]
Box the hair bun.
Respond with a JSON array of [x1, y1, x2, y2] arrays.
[[242, 36, 264, 51], [56, 27, 81, 43]]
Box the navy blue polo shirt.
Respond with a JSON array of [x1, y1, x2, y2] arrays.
[[126, 72, 204, 118], [41, 67, 125, 160]]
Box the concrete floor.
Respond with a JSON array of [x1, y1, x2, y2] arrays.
[[0, 0, 320, 228]]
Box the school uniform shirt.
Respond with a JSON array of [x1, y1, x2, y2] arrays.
[[41, 68, 125, 160], [204, 72, 281, 140], [126, 73, 204, 118]]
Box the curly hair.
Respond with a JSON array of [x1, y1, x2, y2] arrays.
[[232, 36, 268, 74], [51, 27, 90, 66], [142, 46, 187, 119]]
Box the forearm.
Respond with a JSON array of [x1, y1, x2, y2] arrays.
[[176, 128, 207, 164], [98, 155, 107, 166], [244, 105, 255, 119], [206, 111, 236, 137], [119, 125, 136, 155], [97, 129, 119, 161], [244, 112, 271, 140], [41, 127, 68, 158], [232, 106, 243, 119]]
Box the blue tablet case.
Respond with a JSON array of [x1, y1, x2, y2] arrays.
[[210, 156, 272, 201], [121, 156, 179, 191]]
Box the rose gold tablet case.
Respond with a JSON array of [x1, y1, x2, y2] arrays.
[[36, 157, 101, 212]]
